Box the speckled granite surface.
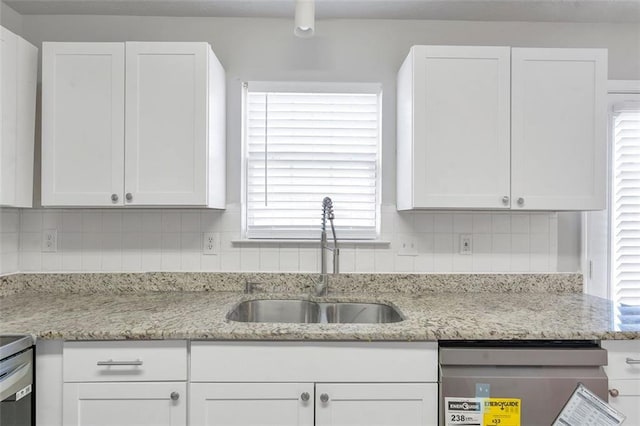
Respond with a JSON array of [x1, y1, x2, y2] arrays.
[[0, 272, 635, 341], [0, 272, 583, 296]]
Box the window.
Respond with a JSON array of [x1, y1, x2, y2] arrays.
[[611, 101, 640, 331], [242, 82, 381, 240]]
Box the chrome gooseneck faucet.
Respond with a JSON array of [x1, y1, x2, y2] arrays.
[[316, 197, 339, 296]]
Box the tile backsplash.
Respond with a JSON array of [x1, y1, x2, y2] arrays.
[[0, 209, 20, 275], [1, 204, 558, 274]]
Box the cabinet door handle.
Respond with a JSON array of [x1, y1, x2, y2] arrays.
[[170, 392, 180, 401], [126, 193, 133, 202], [609, 389, 620, 398], [320, 393, 329, 403], [502, 196, 509, 205], [111, 194, 119, 202], [517, 197, 525, 206], [626, 357, 640, 364], [300, 392, 310, 402], [96, 359, 143, 366]]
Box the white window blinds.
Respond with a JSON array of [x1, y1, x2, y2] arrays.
[[244, 84, 380, 239], [612, 102, 640, 331]]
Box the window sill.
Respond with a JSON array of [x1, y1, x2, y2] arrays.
[[231, 239, 391, 248]]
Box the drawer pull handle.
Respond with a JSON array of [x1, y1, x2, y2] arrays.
[[609, 389, 620, 398], [300, 392, 310, 402], [96, 359, 143, 366], [170, 392, 180, 401], [626, 357, 640, 364]]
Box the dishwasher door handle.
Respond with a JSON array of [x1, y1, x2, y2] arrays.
[[626, 357, 640, 365]]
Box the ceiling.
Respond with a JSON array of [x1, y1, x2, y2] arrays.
[[4, 0, 640, 23]]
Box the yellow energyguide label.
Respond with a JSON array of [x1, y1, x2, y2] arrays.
[[482, 398, 521, 426]]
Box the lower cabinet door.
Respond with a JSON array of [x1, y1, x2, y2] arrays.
[[190, 382, 314, 426], [315, 383, 438, 426], [608, 379, 640, 424], [62, 382, 186, 426]]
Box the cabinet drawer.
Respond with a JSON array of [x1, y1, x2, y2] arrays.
[[63, 340, 187, 382], [191, 341, 438, 383], [602, 341, 640, 379]]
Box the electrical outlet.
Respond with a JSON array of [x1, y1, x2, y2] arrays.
[[42, 229, 57, 252], [203, 232, 219, 255], [460, 234, 472, 255], [398, 235, 418, 256]]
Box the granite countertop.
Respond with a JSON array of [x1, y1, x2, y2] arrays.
[[0, 272, 636, 341]]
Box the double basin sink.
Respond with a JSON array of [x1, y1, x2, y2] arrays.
[[228, 299, 404, 324]]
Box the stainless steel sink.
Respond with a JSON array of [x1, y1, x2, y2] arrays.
[[226, 299, 320, 323], [324, 302, 403, 324], [227, 299, 404, 324]]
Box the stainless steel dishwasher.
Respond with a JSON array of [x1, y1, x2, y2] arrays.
[[439, 340, 608, 426]]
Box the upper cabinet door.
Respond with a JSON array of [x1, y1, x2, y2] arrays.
[[124, 42, 209, 206], [42, 43, 125, 206], [1, 27, 19, 206], [511, 48, 607, 210], [398, 45, 511, 210]]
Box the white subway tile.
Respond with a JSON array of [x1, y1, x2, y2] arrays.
[[530, 214, 550, 234], [180, 252, 201, 271], [299, 248, 319, 272], [201, 254, 221, 271], [220, 251, 241, 271], [122, 211, 142, 232], [21, 210, 42, 232], [42, 211, 63, 230], [395, 212, 414, 234], [413, 253, 434, 273], [394, 255, 414, 273], [473, 234, 492, 254], [472, 213, 492, 234], [279, 248, 299, 272], [141, 252, 162, 271], [141, 212, 162, 233], [180, 233, 201, 252], [355, 248, 375, 272], [240, 248, 260, 272], [162, 212, 181, 233], [491, 213, 511, 233], [510, 213, 530, 234], [82, 211, 103, 233], [374, 247, 395, 272], [414, 213, 434, 233], [453, 213, 473, 233], [160, 252, 181, 271], [41, 252, 62, 272], [20, 252, 42, 271], [62, 212, 83, 232], [434, 214, 453, 233], [62, 252, 82, 271], [181, 212, 201, 233], [259, 248, 280, 272]]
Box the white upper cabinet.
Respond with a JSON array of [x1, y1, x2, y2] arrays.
[[42, 41, 226, 208], [397, 45, 607, 211], [397, 45, 511, 210], [511, 48, 607, 210], [42, 43, 125, 206], [1, 27, 37, 207]]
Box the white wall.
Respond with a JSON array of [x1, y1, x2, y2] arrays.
[[0, 2, 23, 35], [4, 14, 638, 275]]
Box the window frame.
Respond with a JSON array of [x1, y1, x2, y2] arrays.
[[583, 80, 640, 306], [240, 81, 383, 240]]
